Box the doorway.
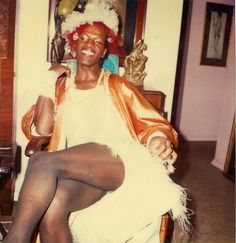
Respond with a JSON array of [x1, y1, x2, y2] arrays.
[[171, 0, 193, 130]]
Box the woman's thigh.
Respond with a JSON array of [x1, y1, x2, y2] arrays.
[[35, 143, 125, 191]]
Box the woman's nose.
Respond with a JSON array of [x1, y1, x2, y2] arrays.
[[86, 39, 94, 46]]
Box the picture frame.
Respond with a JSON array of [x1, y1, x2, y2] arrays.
[[47, 0, 147, 65], [200, 2, 233, 67], [223, 115, 235, 182]]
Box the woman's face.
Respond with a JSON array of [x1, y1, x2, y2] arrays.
[[74, 25, 107, 67]]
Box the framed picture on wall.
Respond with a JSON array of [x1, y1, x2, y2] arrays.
[[200, 2, 234, 67], [47, 0, 147, 65]]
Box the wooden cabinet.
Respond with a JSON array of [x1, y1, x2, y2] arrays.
[[0, 0, 16, 143], [140, 89, 167, 118], [0, 0, 21, 216], [0, 146, 21, 216]]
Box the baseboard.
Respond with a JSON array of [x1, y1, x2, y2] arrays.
[[211, 158, 224, 171], [182, 136, 218, 141]]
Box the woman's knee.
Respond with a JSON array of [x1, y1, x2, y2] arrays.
[[26, 152, 54, 175]]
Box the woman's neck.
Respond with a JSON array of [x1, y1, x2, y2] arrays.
[[75, 65, 102, 90]]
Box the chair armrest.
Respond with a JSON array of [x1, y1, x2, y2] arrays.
[[160, 213, 170, 243], [25, 136, 51, 157]]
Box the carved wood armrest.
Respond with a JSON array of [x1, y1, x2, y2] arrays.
[[160, 213, 170, 243], [25, 136, 51, 157]]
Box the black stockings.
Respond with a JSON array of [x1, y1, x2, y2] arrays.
[[3, 143, 124, 243]]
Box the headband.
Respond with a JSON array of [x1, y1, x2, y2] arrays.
[[61, 0, 119, 37]]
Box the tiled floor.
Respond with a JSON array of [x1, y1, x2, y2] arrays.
[[170, 141, 235, 243]]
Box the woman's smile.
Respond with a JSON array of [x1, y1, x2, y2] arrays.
[[81, 48, 95, 57]]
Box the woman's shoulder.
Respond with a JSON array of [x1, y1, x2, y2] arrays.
[[108, 73, 131, 87], [108, 73, 138, 93]]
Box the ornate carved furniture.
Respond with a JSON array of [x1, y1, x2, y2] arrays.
[[0, 0, 21, 218], [0, 145, 21, 216], [141, 89, 167, 118]]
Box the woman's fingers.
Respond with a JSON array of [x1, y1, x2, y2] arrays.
[[148, 136, 177, 163]]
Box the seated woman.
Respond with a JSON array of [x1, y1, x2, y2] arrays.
[[4, 1, 190, 243]]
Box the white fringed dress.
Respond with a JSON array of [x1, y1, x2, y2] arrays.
[[55, 72, 188, 243]]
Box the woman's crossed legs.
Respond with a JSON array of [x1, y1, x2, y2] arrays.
[[3, 143, 124, 243]]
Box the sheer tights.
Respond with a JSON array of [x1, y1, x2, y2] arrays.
[[3, 143, 124, 243]]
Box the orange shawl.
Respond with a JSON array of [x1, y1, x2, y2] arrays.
[[22, 74, 178, 152]]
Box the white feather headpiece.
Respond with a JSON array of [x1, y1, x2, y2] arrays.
[[61, 0, 119, 36]]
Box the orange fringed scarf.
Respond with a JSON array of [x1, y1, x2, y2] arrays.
[[22, 73, 178, 153]]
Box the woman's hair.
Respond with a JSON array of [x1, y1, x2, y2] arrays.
[[65, 22, 121, 55], [61, 1, 123, 55]]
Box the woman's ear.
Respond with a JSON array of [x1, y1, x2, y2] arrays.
[[69, 44, 76, 58], [102, 48, 107, 58]]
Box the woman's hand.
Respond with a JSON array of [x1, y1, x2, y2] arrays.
[[49, 64, 71, 78], [148, 136, 177, 163]]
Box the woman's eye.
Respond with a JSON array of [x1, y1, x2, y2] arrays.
[[95, 39, 103, 45], [79, 35, 88, 41], [78, 35, 104, 46], [95, 39, 104, 46]]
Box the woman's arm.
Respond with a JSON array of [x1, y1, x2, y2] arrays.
[[33, 96, 55, 136], [33, 64, 70, 135], [109, 74, 178, 148], [22, 64, 69, 139], [108, 74, 178, 165]]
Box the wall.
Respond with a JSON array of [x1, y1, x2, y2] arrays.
[[144, 0, 183, 119], [14, 0, 52, 198], [176, 0, 235, 141], [212, 14, 235, 170], [14, 0, 183, 198]]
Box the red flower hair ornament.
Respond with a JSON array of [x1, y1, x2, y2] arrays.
[[62, 0, 121, 55]]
